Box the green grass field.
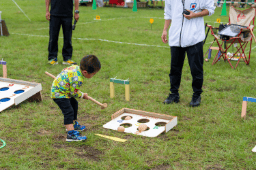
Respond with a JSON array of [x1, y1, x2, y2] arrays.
[[1, 1, 256, 169]]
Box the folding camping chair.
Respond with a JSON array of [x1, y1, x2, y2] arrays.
[[206, 6, 256, 69]]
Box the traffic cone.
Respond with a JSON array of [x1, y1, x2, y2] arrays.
[[132, 0, 137, 12], [221, 0, 227, 16], [92, 0, 97, 10]]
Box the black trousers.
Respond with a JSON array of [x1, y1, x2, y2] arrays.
[[53, 97, 78, 125], [48, 16, 73, 61], [241, 0, 245, 7], [169, 41, 204, 96]]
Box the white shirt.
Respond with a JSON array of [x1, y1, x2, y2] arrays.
[[164, 0, 215, 47]]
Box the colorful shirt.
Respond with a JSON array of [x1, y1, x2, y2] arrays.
[[51, 65, 84, 99]]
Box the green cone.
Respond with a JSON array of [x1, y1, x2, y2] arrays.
[[221, 0, 227, 16], [132, 0, 137, 12], [92, 0, 97, 10]]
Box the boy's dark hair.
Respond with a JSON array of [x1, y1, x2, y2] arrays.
[[80, 55, 101, 73]]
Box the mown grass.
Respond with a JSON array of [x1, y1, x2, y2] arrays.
[[1, 1, 256, 169]]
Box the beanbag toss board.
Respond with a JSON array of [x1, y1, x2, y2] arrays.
[[0, 77, 42, 112], [103, 108, 177, 137]]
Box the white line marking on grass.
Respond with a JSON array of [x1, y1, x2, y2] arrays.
[[36, 17, 164, 30], [206, 41, 214, 44], [11, 0, 31, 21], [12, 33, 169, 48], [246, 46, 256, 53]]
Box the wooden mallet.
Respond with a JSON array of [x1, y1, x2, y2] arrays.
[[45, 71, 108, 109]]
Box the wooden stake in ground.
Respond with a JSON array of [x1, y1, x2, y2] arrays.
[[0, 59, 7, 78], [45, 71, 107, 109]]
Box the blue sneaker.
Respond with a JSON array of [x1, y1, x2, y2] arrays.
[[74, 121, 86, 131], [66, 130, 87, 142]]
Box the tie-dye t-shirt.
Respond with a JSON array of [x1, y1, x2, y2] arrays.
[[51, 65, 84, 99]]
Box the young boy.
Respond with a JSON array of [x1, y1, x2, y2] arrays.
[[51, 55, 101, 141]]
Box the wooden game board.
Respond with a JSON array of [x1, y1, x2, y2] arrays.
[[103, 108, 178, 137], [0, 78, 42, 112]]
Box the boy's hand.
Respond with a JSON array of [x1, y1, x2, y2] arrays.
[[83, 93, 89, 100]]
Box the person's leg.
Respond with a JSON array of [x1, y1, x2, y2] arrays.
[[186, 41, 204, 97], [70, 97, 86, 131], [61, 17, 73, 62], [164, 46, 185, 104], [153, 0, 156, 7], [186, 41, 204, 107], [53, 98, 87, 141], [48, 16, 61, 61], [70, 97, 78, 121], [53, 98, 74, 130], [169, 46, 186, 96]]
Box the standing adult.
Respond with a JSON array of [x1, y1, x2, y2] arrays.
[[45, 0, 79, 65], [161, 0, 215, 107], [240, 0, 245, 8]]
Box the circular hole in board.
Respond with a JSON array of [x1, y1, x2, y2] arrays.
[[14, 90, 25, 94], [137, 119, 150, 123], [0, 87, 9, 91], [155, 122, 167, 127], [137, 127, 150, 131], [120, 123, 132, 128], [0, 98, 11, 102], [121, 116, 133, 120]]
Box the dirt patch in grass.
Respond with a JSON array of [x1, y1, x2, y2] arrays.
[[53, 143, 103, 162], [158, 133, 172, 140], [182, 116, 191, 121], [53, 134, 66, 141], [79, 114, 99, 121], [151, 164, 171, 170], [37, 129, 52, 136], [171, 128, 180, 134], [209, 79, 216, 82], [205, 164, 224, 170], [76, 146, 103, 161], [123, 134, 135, 139], [21, 122, 31, 128], [184, 76, 191, 81]]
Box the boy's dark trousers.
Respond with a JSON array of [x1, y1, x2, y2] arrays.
[[48, 15, 73, 61], [169, 41, 204, 97], [53, 97, 78, 125]]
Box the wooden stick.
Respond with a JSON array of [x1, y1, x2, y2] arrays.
[[110, 82, 114, 98], [125, 84, 130, 101], [45, 71, 107, 109], [45, 71, 56, 79], [3, 65, 7, 78], [249, 28, 256, 43], [241, 101, 247, 119], [87, 96, 108, 109]]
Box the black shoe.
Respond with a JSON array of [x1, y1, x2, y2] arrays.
[[163, 94, 180, 104], [190, 95, 201, 107]]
